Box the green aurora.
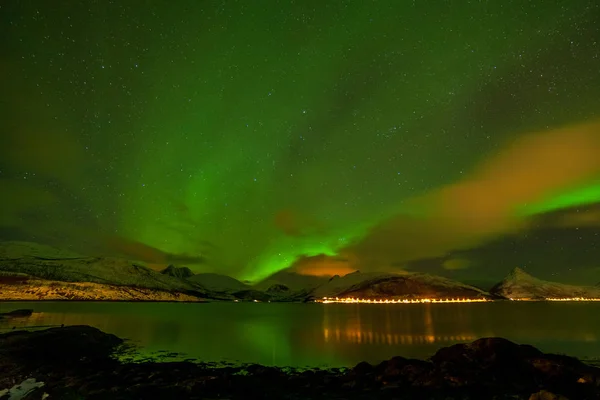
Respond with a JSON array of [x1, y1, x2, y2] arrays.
[[1, 1, 600, 282], [518, 182, 600, 217]]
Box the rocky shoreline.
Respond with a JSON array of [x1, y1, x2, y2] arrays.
[[1, 326, 599, 399]]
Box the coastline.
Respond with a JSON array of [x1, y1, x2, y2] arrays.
[[1, 325, 599, 400], [0, 279, 205, 302]]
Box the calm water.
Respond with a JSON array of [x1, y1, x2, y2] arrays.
[[1, 301, 599, 368]]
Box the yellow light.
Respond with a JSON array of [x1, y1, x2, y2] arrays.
[[317, 297, 490, 304], [545, 297, 600, 301], [316, 297, 600, 304]]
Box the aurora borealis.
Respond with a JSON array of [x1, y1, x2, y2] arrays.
[[1, 1, 600, 283]]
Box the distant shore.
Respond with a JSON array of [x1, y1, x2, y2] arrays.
[[0, 278, 205, 302]]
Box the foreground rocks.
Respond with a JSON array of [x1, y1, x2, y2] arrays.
[[0, 309, 33, 318], [1, 326, 599, 400]]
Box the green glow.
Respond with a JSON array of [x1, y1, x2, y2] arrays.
[[2, 1, 599, 282], [518, 181, 600, 217]]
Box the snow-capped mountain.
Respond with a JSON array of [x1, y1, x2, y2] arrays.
[[0, 241, 83, 259], [187, 273, 249, 292], [0, 241, 208, 301], [311, 270, 490, 300], [160, 265, 194, 279], [253, 270, 331, 291], [490, 267, 600, 299]]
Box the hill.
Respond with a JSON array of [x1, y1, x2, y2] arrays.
[[187, 273, 249, 292], [0, 241, 206, 300], [312, 271, 490, 300], [161, 265, 194, 279], [490, 267, 600, 300], [253, 270, 331, 291]]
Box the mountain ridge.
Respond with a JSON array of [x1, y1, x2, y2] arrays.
[[491, 267, 600, 299], [4, 241, 596, 302]]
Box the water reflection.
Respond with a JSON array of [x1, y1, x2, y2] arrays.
[[1, 301, 599, 367], [323, 327, 477, 345]]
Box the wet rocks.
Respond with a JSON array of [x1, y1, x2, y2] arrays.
[[1, 327, 599, 399], [0, 325, 122, 368], [528, 391, 570, 400], [0, 309, 33, 318]]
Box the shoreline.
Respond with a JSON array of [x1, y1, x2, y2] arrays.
[[4, 298, 600, 304], [0, 298, 209, 303], [1, 325, 599, 399]]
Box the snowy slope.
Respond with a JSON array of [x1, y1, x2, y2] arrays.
[[0, 241, 200, 292], [0, 241, 82, 259], [491, 267, 600, 299], [187, 273, 249, 292], [312, 271, 489, 299], [253, 271, 331, 291]]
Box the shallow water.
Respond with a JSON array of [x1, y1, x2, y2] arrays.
[[1, 301, 599, 368]]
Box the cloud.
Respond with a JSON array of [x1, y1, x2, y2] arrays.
[[274, 209, 325, 237], [2, 129, 84, 185], [530, 202, 600, 229], [289, 254, 356, 277], [98, 235, 205, 266], [442, 258, 470, 271], [0, 179, 58, 228], [343, 120, 600, 271]]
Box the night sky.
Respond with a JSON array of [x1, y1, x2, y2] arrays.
[[1, 1, 600, 284]]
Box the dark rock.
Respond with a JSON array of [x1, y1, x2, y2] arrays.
[[529, 390, 570, 400], [352, 361, 373, 375], [266, 284, 290, 294], [244, 364, 282, 379], [0, 309, 33, 318], [160, 265, 194, 279], [374, 355, 409, 377], [231, 289, 272, 302], [431, 337, 542, 368], [0, 325, 122, 368]]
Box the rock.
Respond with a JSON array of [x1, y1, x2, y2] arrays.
[[231, 289, 272, 302], [0, 325, 123, 368], [529, 390, 570, 400], [265, 284, 290, 294], [0, 309, 33, 319], [0, 378, 45, 400], [244, 365, 282, 379], [160, 265, 194, 279], [352, 361, 373, 375], [431, 337, 543, 368], [430, 337, 543, 387], [375, 355, 409, 377]]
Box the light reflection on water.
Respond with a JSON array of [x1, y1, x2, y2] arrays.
[[0, 301, 598, 368]]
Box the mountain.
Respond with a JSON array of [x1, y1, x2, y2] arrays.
[[253, 270, 331, 291], [312, 271, 490, 300], [0, 277, 203, 301], [0, 241, 207, 300], [0, 241, 83, 259], [161, 265, 194, 279], [187, 273, 249, 292], [491, 267, 600, 300], [231, 284, 312, 302]]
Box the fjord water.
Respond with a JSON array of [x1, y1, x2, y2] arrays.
[[1, 301, 598, 368]]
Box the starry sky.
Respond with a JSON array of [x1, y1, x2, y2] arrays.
[[1, 1, 600, 284]]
